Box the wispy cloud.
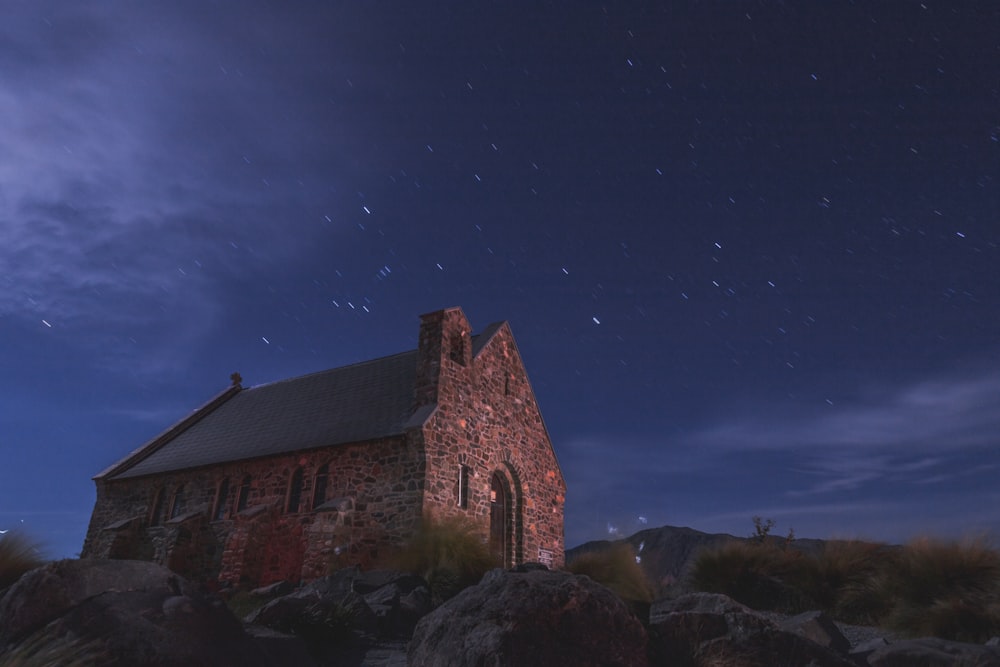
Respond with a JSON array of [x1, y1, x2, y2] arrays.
[[0, 4, 356, 375], [563, 366, 1000, 545], [689, 369, 1000, 455]]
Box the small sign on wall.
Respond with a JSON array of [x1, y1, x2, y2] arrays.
[[537, 548, 553, 567]]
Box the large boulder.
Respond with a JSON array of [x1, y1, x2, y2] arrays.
[[247, 567, 429, 639], [245, 567, 430, 665], [0, 559, 275, 667], [866, 637, 1000, 667], [648, 593, 856, 667], [408, 568, 649, 667], [779, 610, 851, 654]]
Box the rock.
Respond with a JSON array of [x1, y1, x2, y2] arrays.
[[248, 568, 431, 646], [648, 592, 856, 667], [510, 561, 549, 572], [339, 589, 378, 636], [0, 559, 273, 667], [364, 582, 403, 607], [250, 580, 294, 598], [399, 585, 432, 627], [243, 625, 317, 667], [352, 569, 426, 596], [650, 592, 774, 634], [294, 565, 361, 600], [780, 610, 851, 654], [245, 594, 312, 627], [867, 637, 1000, 667], [408, 568, 649, 667], [849, 636, 889, 665], [989, 637, 1000, 647]]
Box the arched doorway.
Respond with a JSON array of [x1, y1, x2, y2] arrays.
[[489, 473, 509, 565]]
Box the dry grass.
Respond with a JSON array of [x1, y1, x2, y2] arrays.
[[0, 531, 44, 591], [690, 532, 1000, 641], [224, 589, 271, 621], [0, 628, 108, 667], [567, 542, 654, 604], [792, 539, 894, 624], [391, 515, 498, 605], [690, 540, 811, 612], [882, 536, 1000, 642]]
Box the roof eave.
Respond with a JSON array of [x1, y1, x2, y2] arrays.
[[471, 320, 505, 358], [94, 384, 243, 481]]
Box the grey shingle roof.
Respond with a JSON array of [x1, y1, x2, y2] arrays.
[[110, 350, 419, 479]]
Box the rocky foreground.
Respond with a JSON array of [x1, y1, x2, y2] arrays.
[[2, 559, 999, 666]]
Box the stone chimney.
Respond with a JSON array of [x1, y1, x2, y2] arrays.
[[414, 307, 472, 409]]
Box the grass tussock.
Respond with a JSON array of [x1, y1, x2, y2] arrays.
[[567, 543, 654, 604], [0, 531, 44, 591], [0, 628, 108, 667], [224, 590, 271, 621], [882, 536, 1000, 642], [391, 515, 498, 605], [690, 528, 1000, 642], [690, 540, 813, 613]]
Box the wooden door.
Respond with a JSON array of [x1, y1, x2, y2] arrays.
[[489, 473, 507, 564]]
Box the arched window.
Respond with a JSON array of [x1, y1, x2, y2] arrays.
[[149, 488, 166, 526], [312, 463, 329, 509], [213, 478, 230, 521], [236, 475, 251, 513], [169, 484, 187, 520], [286, 467, 303, 514], [457, 464, 470, 509]]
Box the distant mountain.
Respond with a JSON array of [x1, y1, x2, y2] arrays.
[[566, 525, 830, 590]]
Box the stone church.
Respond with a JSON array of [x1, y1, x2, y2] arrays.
[[82, 308, 566, 586]]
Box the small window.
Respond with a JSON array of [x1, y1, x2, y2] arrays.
[[169, 484, 186, 519], [286, 467, 303, 514], [312, 463, 329, 509], [213, 478, 230, 521], [236, 475, 251, 513], [149, 488, 166, 526], [457, 464, 470, 509]]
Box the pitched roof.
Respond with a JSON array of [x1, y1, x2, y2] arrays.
[[108, 350, 419, 480], [103, 323, 505, 480]]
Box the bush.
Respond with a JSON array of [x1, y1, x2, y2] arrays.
[[882, 537, 1000, 642], [690, 528, 1000, 642], [690, 540, 813, 612], [0, 628, 108, 667], [224, 590, 271, 621], [566, 543, 653, 604], [0, 531, 44, 591], [792, 539, 894, 625], [391, 515, 498, 605]]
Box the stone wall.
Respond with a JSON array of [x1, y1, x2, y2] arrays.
[[83, 435, 425, 586], [82, 307, 565, 586], [416, 310, 566, 568]]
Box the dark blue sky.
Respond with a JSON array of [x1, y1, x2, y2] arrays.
[[2, 2, 998, 559]]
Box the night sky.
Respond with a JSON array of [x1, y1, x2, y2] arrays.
[[3, 2, 998, 559]]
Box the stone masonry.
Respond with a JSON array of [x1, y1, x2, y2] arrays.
[[82, 307, 566, 587]]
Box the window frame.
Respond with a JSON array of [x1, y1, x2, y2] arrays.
[[212, 478, 230, 521], [312, 463, 329, 510], [286, 467, 303, 514]]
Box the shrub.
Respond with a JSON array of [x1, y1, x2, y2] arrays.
[[690, 540, 812, 613], [0, 531, 44, 591], [224, 590, 271, 621], [792, 539, 894, 625], [0, 628, 108, 667], [391, 515, 498, 605], [566, 543, 653, 604], [882, 537, 1000, 642], [691, 530, 1000, 641]]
